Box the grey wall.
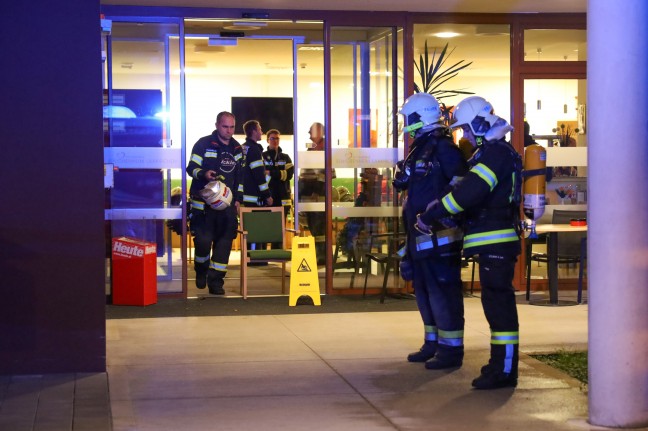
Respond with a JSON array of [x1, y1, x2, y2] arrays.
[[0, 1, 106, 373]]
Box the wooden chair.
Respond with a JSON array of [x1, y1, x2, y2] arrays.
[[237, 207, 296, 299], [525, 209, 587, 303]]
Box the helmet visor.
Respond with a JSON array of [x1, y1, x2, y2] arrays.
[[403, 112, 423, 133]]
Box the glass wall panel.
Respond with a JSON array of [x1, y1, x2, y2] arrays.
[[412, 24, 511, 120], [524, 29, 587, 61], [327, 26, 404, 293], [104, 21, 184, 295], [524, 79, 588, 217]]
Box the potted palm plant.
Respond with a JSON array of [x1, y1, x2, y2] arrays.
[[414, 41, 474, 123]]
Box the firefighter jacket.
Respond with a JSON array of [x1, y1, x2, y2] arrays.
[[241, 138, 271, 206], [186, 130, 243, 210], [419, 137, 522, 257], [263, 146, 294, 207], [402, 128, 468, 259]]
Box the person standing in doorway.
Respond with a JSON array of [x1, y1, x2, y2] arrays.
[[241, 120, 273, 208], [298, 122, 329, 265], [186, 111, 243, 295], [263, 128, 294, 227], [417, 96, 522, 389]]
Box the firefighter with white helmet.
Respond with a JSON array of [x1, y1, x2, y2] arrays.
[[186, 111, 244, 295], [395, 92, 469, 370], [417, 95, 523, 389]]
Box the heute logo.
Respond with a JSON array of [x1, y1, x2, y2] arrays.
[[113, 241, 144, 257]]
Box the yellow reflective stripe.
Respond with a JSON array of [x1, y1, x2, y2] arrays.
[[472, 163, 498, 191], [191, 154, 203, 165], [234, 153, 242, 161], [249, 159, 264, 169], [464, 229, 518, 248], [285, 163, 294, 170], [191, 200, 205, 210], [209, 261, 227, 272], [238, 184, 244, 192], [192, 168, 201, 179], [438, 329, 464, 338], [280, 171, 287, 181], [259, 182, 269, 191], [441, 193, 464, 214], [281, 199, 291, 206], [243, 195, 258, 203], [424, 325, 437, 333], [491, 331, 519, 345]]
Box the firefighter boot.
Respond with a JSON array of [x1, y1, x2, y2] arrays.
[[472, 344, 518, 389], [425, 345, 464, 370], [195, 270, 207, 289], [207, 271, 225, 295], [407, 341, 437, 363]]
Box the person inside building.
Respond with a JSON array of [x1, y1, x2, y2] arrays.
[[395, 93, 469, 370], [416, 96, 522, 390], [298, 122, 329, 265], [241, 120, 273, 209], [263, 128, 294, 223], [186, 111, 243, 295]]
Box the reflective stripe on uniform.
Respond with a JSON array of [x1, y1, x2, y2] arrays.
[[195, 255, 209, 263], [259, 182, 269, 191], [243, 195, 258, 203], [249, 159, 264, 169], [238, 184, 244, 192], [441, 193, 464, 215], [438, 329, 464, 347], [424, 325, 438, 341], [209, 261, 227, 272], [235, 153, 242, 162], [281, 199, 291, 206], [190, 154, 203, 165], [191, 200, 205, 211], [504, 344, 514, 373], [464, 229, 518, 248], [472, 163, 498, 191], [279, 171, 288, 181], [490, 331, 519, 345], [192, 168, 201, 179]]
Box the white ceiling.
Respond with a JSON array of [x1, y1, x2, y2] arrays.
[[102, 0, 586, 13]]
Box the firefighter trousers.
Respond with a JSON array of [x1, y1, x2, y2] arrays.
[[192, 205, 238, 287], [412, 254, 464, 354], [477, 253, 520, 375]]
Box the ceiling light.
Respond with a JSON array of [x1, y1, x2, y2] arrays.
[[434, 32, 460, 38]]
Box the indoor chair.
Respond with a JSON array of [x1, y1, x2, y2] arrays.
[[525, 209, 587, 303], [361, 232, 405, 303], [238, 207, 296, 299]]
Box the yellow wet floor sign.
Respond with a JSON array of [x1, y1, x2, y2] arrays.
[[289, 236, 321, 306]]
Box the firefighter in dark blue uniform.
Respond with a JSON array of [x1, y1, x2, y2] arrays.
[[263, 129, 294, 220], [241, 120, 273, 208], [396, 93, 469, 369], [417, 96, 522, 389], [186, 111, 243, 294]]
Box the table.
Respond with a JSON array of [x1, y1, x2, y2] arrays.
[[530, 223, 588, 306]]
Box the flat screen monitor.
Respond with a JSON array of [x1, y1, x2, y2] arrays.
[[231, 96, 294, 135]]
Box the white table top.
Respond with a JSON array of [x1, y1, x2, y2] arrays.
[[535, 223, 588, 233]]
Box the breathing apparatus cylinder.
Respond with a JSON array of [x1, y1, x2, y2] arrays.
[[522, 143, 547, 237]]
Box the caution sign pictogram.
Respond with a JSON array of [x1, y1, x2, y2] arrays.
[[297, 258, 311, 272], [288, 236, 321, 306]]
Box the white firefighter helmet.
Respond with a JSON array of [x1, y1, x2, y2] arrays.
[[399, 93, 443, 135], [199, 180, 233, 210], [450, 96, 500, 136]]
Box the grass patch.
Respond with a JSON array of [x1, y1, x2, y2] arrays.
[[531, 349, 588, 384]]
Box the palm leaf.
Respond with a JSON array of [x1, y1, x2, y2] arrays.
[[413, 41, 475, 103]]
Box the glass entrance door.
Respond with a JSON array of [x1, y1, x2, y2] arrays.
[[326, 25, 405, 294], [103, 19, 186, 296]]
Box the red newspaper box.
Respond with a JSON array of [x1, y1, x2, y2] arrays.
[[111, 237, 157, 306]]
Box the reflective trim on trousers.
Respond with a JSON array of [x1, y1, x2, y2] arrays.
[[491, 331, 519, 345], [464, 229, 518, 248], [438, 329, 464, 347], [424, 325, 438, 341], [209, 261, 227, 272], [195, 255, 209, 264]]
